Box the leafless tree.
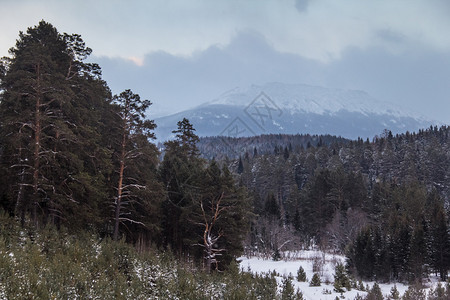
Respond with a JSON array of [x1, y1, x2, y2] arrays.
[[198, 192, 226, 273]]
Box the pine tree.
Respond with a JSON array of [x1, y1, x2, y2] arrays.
[[110, 89, 157, 241], [191, 161, 252, 270], [0, 21, 112, 230], [427, 282, 448, 300], [159, 118, 203, 255], [171, 117, 199, 156]]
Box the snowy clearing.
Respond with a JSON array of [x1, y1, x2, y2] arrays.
[[238, 250, 444, 300]]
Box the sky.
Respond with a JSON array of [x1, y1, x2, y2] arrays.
[[1, 0, 450, 123]]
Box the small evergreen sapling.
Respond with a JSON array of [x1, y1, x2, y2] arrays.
[[389, 284, 400, 299], [309, 273, 321, 287], [402, 283, 426, 300], [296, 265, 307, 282], [333, 262, 351, 293], [272, 248, 281, 261], [281, 275, 295, 300], [365, 283, 383, 300]]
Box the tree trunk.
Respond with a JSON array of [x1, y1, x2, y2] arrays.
[[113, 127, 127, 241], [32, 63, 42, 227]]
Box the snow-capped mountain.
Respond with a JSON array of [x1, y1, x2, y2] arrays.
[[154, 83, 437, 141]]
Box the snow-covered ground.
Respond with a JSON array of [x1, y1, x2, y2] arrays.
[[239, 250, 426, 300]]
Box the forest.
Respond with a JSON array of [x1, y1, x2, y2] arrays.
[[1, 21, 450, 298]]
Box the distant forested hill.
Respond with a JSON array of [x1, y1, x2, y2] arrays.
[[197, 133, 351, 160], [219, 125, 450, 282]]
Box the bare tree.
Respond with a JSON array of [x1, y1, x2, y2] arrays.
[[325, 208, 369, 252], [198, 192, 226, 273], [252, 216, 301, 260]]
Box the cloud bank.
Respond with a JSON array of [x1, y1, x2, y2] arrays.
[[95, 30, 450, 123]]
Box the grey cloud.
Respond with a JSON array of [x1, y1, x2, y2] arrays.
[[95, 31, 323, 116], [295, 0, 310, 13], [95, 30, 450, 124], [325, 46, 450, 123], [376, 29, 407, 45]]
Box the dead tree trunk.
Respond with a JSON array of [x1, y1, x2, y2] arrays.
[[200, 192, 226, 273]]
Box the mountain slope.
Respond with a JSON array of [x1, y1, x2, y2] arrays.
[[154, 82, 436, 141]]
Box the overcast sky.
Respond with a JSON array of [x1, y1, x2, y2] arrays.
[[1, 0, 450, 123]]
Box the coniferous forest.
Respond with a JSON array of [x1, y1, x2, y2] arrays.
[[1, 21, 450, 299]]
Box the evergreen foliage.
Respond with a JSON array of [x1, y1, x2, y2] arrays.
[[309, 273, 321, 286], [389, 285, 400, 299], [427, 282, 450, 300], [296, 265, 307, 282], [333, 262, 351, 293], [0, 21, 251, 273], [3, 20, 450, 295], [0, 211, 281, 299], [401, 283, 426, 300], [109, 89, 159, 241], [365, 283, 383, 300], [0, 20, 112, 230]]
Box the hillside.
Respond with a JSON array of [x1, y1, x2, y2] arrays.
[[154, 82, 437, 141]]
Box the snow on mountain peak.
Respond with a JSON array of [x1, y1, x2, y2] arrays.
[[208, 82, 423, 120]]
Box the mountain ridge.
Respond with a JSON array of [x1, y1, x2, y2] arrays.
[[154, 82, 438, 141]]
